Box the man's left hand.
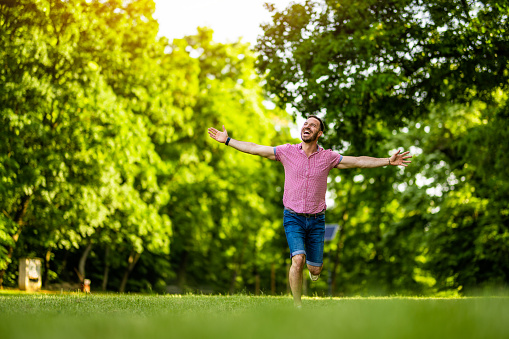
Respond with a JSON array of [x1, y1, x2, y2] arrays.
[[390, 150, 412, 166]]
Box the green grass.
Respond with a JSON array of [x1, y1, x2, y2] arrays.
[[1, 292, 508, 339]]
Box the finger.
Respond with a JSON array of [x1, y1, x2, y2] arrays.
[[208, 127, 218, 134], [395, 150, 401, 155], [222, 125, 226, 132], [401, 151, 410, 155]]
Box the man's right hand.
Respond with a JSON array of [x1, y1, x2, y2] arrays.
[[208, 125, 228, 144], [207, 125, 276, 160]]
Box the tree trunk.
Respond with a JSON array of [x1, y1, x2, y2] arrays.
[[58, 250, 68, 281], [119, 251, 141, 293], [253, 242, 260, 295], [0, 194, 32, 287], [78, 241, 93, 280], [176, 250, 189, 288], [331, 225, 345, 296], [270, 262, 276, 295], [331, 190, 352, 296], [43, 248, 52, 288], [229, 269, 238, 294], [229, 236, 247, 294], [101, 247, 110, 291], [253, 253, 260, 295], [255, 273, 260, 296]]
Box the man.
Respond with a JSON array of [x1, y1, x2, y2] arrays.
[[207, 116, 411, 306]]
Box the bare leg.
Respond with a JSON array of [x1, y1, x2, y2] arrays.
[[289, 254, 305, 306], [307, 263, 323, 277]]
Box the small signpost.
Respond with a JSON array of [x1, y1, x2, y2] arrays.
[[324, 224, 339, 242], [19, 258, 42, 292]]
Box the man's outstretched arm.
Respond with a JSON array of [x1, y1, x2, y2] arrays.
[[336, 150, 412, 169], [208, 125, 276, 160]]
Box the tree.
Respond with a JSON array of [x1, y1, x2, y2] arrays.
[[257, 0, 509, 294], [1, 0, 294, 294], [258, 0, 509, 152], [161, 28, 292, 294], [0, 0, 172, 290]]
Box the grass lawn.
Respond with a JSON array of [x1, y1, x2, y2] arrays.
[[1, 292, 508, 339]]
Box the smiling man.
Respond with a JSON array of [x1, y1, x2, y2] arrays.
[[208, 115, 412, 306]]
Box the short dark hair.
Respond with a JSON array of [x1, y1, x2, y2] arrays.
[[307, 115, 324, 132]]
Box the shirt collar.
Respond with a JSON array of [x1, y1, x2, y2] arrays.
[[299, 143, 322, 153]]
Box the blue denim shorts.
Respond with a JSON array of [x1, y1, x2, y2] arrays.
[[283, 208, 326, 267]]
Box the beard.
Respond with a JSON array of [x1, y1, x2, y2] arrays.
[[301, 129, 319, 143]]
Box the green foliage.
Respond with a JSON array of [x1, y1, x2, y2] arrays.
[[2, 0, 507, 296], [0, 0, 293, 293], [161, 30, 292, 293], [1, 0, 172, 288], [258, 0, 509, 151], [258, 0, 509, 295]]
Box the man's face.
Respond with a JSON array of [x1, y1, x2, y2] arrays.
[[301, 117, 322, 143]]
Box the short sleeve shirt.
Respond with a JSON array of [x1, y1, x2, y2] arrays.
[[274, 143, 343, 214]]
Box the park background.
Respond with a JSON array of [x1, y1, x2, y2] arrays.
[[0, 0, 508, 296]]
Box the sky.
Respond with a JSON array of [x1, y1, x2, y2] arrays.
[[153, 0, 306, 134], [153, 0, 297, 45], [153, 1, 306, 140]]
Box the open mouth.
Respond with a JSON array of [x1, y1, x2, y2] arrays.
[[303, 130, 311, 136]]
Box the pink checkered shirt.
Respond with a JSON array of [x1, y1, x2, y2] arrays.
[[274, 143, 343, 214]]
